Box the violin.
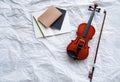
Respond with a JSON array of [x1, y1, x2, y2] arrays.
[[66, 4, 101, 60]]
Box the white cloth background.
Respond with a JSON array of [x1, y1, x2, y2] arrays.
[[0, 0, 120, 82]]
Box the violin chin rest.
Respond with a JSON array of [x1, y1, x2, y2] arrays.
[[67, 50, 78, 60]]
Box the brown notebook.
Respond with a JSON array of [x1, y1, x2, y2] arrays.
[[38, 6, 62, 27]]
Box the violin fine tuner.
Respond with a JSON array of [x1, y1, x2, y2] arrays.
[[66, 4, 101, 60]]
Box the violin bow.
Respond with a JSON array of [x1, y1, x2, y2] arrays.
[[88, 10, 107, 82]]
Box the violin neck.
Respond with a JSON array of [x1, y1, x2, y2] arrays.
[[82, 11, 95, 38]]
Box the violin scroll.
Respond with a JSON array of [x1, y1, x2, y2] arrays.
[[88, 4, 101, 13]]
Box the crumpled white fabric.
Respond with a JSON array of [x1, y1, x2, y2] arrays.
[[0, 0, 120, 82]]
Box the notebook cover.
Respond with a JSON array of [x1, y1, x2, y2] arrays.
[[51, 8, 66, 30], [38, 6, 62, 27]]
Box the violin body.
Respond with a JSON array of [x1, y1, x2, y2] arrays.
[[67, 23, 95, 60]]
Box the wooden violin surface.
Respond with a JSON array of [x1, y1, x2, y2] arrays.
[[67, 23, 95, 60]]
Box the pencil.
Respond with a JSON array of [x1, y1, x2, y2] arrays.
[[33, 16, 45, 38]]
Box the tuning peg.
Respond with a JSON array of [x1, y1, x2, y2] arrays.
[[89, 6, 92, 9], [88, 6, 93, 11], [98, 8, 101, 12], [96, 8, 101, 13]]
